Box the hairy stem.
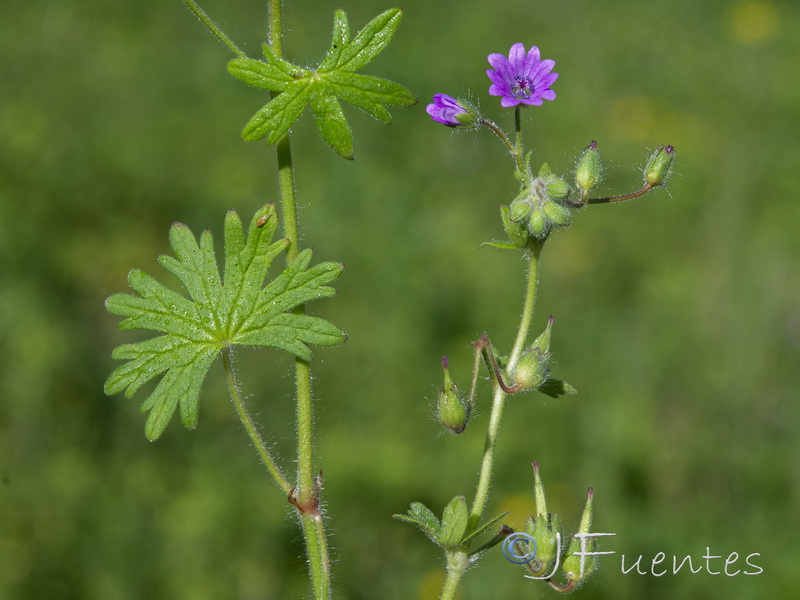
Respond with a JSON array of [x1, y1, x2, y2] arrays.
[[508, 240, 544, 371], [268, 1, 330, 598], [440, 241, 544, 600], [182, 0, 247, 58], [222, 347, 291, 494], [480, 119, 516, 157], [467, 382, 507, 532], [299, 509, 331, 600], [440, 550, 469, 600], [582, 183, 655, 205]]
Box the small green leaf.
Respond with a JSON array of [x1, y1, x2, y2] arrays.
[[459, 511, 509, 545], [438, 495, 469, 547], [227, 58, 293, 91], [231, 9, 416, 156], [318, 9, 351, 72], [334, 8, 404, 72], [479, 240, 524, 250], [310, 87, 354, 159], [241, 81, 313, 142], [537, 378, 577, 398], [105, 204, 346, 440], [393, 502, 441, 544]]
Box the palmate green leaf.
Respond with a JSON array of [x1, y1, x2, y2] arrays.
[[105, 204, 346, 441], [226, 8, 416, 158]]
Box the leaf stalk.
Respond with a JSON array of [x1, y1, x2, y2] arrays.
[[222, 347, 292, 493]]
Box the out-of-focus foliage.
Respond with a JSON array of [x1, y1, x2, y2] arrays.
[[1, 0, 798, 598]]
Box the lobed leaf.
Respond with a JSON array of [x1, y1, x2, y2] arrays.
[[230, 8, 416, 157], [334, 8, 404, 72], [105, 204, 346, 439], [393, 502, 441, 544]]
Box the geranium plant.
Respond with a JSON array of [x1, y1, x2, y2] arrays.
[[104, 4, 673, 599]]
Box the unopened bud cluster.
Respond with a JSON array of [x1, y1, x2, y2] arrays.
[[522, 463, 600, 590], [506, 163, 572, 241]]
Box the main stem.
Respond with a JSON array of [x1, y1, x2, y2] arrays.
[[440, 242, 543, 600], [508, 240, 543, 371], [269, 1, 330, 598]]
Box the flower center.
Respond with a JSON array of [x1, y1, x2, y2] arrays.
[[511, 76, 534, 99]]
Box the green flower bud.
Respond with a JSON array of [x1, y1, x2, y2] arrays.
[[527, 207, 550, 239], [644, 145, 675, 186], [513, 317, 554, 390], [437, 356, 469, 434], [542, 200, 572, 226], [500, 205, 530, 248], [454, 101, 482, 129], [575, 141, 602, 192], [513, 350, 548, 390], [523, 462, 565, 576], [563, 488, 598, 584], [531, 316, 554, 355], [509, 195, 533, 223], [545, 178, 571, 200]]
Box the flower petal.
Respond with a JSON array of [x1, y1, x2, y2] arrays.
[[508, 43, 526, 71], [523, 45, 541, 75], [486, 69, 509, 88], [538, 89, 556, 101], [487, 53, 511, 74], [501, 96, 521, 107], [535, 72, 559, 90]]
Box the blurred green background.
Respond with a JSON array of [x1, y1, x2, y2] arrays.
[[2, 0, 799, 598]]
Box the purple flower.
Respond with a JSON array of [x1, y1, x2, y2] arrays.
[[426, 93, 470, 126], [486, 43, 558, 108]]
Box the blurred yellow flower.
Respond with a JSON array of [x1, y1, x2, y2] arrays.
[[725, 1, 778, 45]]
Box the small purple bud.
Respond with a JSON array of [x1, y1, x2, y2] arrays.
[[426, 94, 479, 128]]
